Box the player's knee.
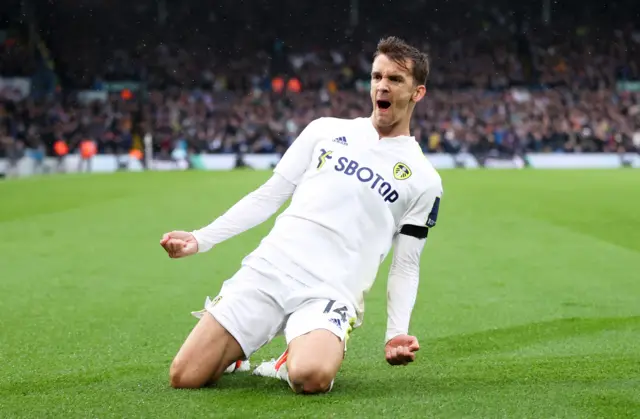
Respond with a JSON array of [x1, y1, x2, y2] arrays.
[[287, 359, 335, 394], [169, 358, 192, 389], [169, 357, 209, 389]]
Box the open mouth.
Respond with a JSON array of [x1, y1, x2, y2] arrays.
[[376, 100, 391, 110]]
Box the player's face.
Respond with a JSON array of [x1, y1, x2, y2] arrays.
[[370, 54, 425, 130]]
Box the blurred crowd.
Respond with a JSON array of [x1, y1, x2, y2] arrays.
[[1, 0, 640, 161], [2, 86, 639, 163]]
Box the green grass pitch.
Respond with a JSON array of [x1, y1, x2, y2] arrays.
[[1, 169, 639, 418]]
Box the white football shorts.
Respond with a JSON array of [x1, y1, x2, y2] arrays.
[[192, 256, 357, 359]]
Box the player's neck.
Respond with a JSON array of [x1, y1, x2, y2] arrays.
[[369, 115, 411, 139]]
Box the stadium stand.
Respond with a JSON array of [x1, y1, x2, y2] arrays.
[[1, 0, 639, 175]]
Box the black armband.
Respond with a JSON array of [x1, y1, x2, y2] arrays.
[[399, 224, 429, 239]]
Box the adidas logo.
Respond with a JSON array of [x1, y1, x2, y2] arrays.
[[332, 136, 348, 146], [329, 318, 342, 329]]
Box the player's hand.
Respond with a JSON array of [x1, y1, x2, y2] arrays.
[[160, 231, 198, 258], [385, 334, 420, 366]]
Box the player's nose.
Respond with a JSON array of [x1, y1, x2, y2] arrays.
[[376, 78, 390, 92], [377, 81, 390, 93]]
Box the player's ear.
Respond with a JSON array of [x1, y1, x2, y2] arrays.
[[412, 85, 426, 103]]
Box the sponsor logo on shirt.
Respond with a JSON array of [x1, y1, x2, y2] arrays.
[[334, 156, 399, 203], [317, 149, 333, 169]]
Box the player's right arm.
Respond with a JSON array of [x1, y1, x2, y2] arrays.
[[160, 118, 325, 258]]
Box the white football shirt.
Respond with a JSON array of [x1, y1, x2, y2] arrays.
[[244, 117, 443, 326]]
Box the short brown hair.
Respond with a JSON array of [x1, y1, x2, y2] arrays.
[[374, 36, 430, 86]]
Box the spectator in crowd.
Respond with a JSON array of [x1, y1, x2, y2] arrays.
[[1, 0, 639, 163]]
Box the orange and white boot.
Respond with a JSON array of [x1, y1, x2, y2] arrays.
[[224, 359, 251, 373], [252, 350, 334, 392], [252, 349, 289, 381]]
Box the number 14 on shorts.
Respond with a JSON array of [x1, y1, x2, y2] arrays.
[[323, 299, 350, 330]]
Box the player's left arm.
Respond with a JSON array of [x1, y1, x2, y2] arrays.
[[385, 181, 442, 365]]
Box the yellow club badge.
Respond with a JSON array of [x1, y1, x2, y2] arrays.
[[393, 162, 412, 180]]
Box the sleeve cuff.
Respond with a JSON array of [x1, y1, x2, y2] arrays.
[[385, 330, 406, 344], [191, 230, 213, 253]]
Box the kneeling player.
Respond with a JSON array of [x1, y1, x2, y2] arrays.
[[160, 36, 442, 393]]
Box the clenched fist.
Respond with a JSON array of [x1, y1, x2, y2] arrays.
[[160, 231, 199, 258], [385, 334, 420, 366]]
